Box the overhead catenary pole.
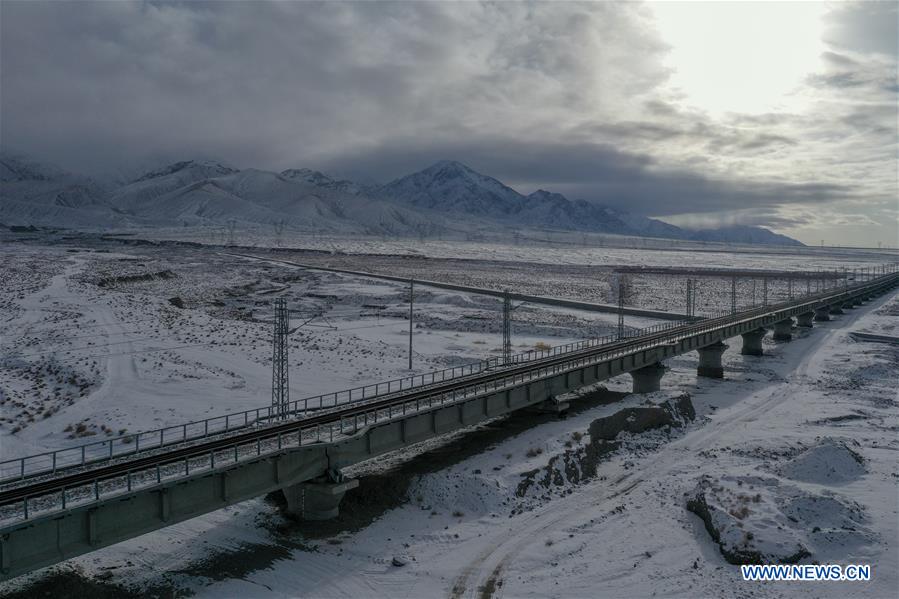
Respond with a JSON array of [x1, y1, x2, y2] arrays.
[[731, 277, 737, 314], [686, 278, 693, 318], [692, 278, 698, 316], [272, 297, 289, 419], [502, 290, 512, 365], [408, 279, 414, 370]]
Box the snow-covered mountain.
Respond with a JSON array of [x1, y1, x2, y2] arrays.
[[379, 162, 676, 238], [280, 168, 367, 196], [686, 225, 803, 246], [379, 160, 524, 218], [0, 153, 125, 229], [0, 153, 803, 246], [105, 161, 442, 235]]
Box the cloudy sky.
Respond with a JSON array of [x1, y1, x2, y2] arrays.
[[1, 1, 896, 245]]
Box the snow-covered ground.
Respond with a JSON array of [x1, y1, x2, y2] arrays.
[[1, 236, 896, 598], [1, 240, 646, 461]]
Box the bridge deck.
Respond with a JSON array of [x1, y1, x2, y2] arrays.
[[0, 271, 896, 580]]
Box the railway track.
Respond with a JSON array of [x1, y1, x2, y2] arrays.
[[2, 274, 894, 512]]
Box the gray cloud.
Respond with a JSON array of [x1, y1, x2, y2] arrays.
[[1, 1, 896, 245]]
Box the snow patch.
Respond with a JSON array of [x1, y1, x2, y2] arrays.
[[778, 438, 866, 485]]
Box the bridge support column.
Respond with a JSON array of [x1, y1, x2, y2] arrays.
[[283, 477, 359, 520], [829, 303, 844, 315], [526, 398, 570, 414], [740, 328, 766, 356], [814, 306, 831, 322], [773, 318, 794, 341], [630, 362, 666, 394], [796, 312, 814, 328], [697, 342, 727, 379]]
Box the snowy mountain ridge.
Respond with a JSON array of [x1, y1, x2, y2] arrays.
[[0, 152, 803, 245]]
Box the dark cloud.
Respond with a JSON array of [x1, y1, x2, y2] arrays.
[[0, 1, 895, 245], [320, 135, 851, 218]]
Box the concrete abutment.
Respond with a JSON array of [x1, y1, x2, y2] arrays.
[[814, 306, 831, 322], [796, 312, 814, 328]]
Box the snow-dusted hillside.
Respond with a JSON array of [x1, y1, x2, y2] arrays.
[[0, 153, 123, 229], [687, 225, 804, 247], [378, 161, 677, 236], [379, 160, 525, 218], [0, 153, 804, 246], [71, 160, 442, 235]]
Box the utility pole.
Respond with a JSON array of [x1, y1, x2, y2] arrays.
[[408, 279, 414, 370], [762, 277, 768, 306], [502, 290, 512, 365], [692, 279, 698, 316], [686, 279, 693, 318], [272, 297, 289, 419], [752, 279, 757, 307], [617, 275, 626, 338], [274, 220, 285, 248], [788, 277, 792, 300], [806, 277, 811, 296], [731, 277, 737, 314], [227, 219, 237, 247]]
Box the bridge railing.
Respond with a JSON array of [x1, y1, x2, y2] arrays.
[[2, 272, 894, 487], [0, 305, 750, 523], [0, 317, 689, 484], [2, 272, 896, 524]]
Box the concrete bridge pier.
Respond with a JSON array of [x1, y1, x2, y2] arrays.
[[697, 342, 728, 378], [796, 312, 814, 328], [527, 397, 570, 414], [829, 303, 844, 315], [773, 318, 794, 341], [740, 328, 767, 356], [630, 362, 666, 394], [814, 306, 832, 322], [283, 476, 359, 520]]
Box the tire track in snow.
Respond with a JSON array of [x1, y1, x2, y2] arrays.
[[447, 302, 883, 598]]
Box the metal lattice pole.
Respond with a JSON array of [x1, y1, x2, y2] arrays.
[[618, 278, 625, 338], [272, 297, 289, 419], [731, 277, 737, 314], [502, 290, 512, 365], [686, 279, 693, 318], [408, 279, 414, 370]]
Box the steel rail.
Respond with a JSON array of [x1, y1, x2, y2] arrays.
[[0, 319, 688, 484], [1, 272, 894, 514]]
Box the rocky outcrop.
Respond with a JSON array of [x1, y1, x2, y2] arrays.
[[589, 394, 694, 441]]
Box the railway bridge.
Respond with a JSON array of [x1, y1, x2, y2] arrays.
[[0, 271, 896, 580]]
